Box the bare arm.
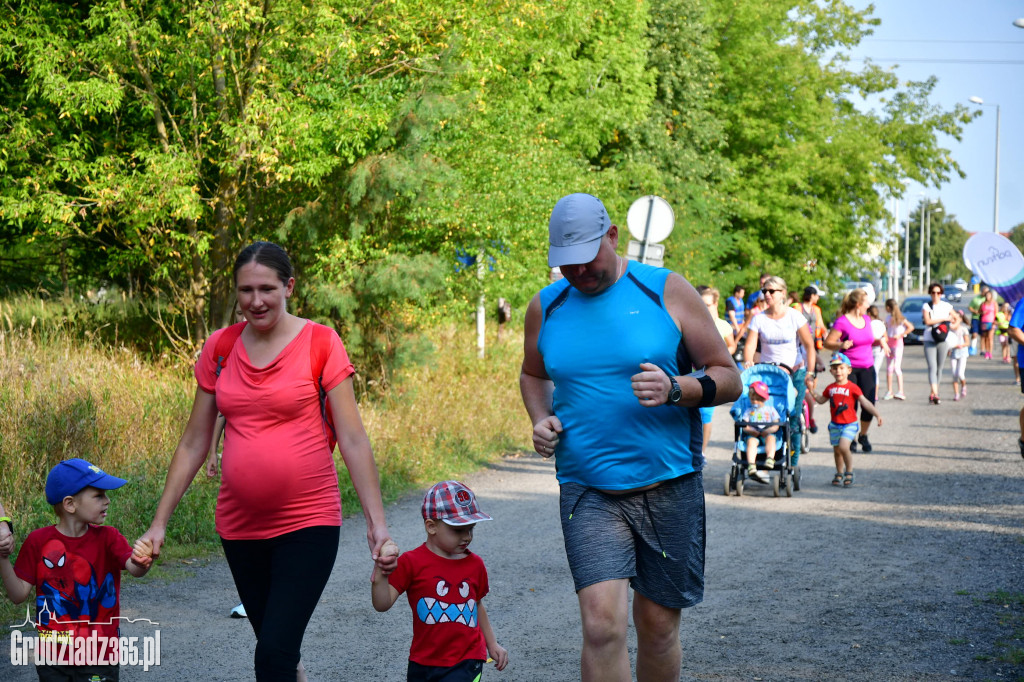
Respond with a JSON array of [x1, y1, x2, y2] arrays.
[[632, 274, 742, 407], [520, 294, 562, 457], [139, 388, 219, 560], [478, 599, 508, 670], [823, 327, 848, 351], [205, 412, 226, 478], [797, 323, 817, 381], [857, 394, 883, 426], [742, 324, 758, 367], [0, 558, 32, 604], [370, 563, 400, 612], [1008, 325, 1024, 345], [329, 377, 395, 573]]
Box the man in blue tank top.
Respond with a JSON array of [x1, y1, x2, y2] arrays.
[[520, 193, 742, 681]]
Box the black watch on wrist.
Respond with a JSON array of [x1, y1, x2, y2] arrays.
[[666, 374, 682, 405]]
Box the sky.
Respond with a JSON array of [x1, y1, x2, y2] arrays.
[[845, 1, 1024, 237]]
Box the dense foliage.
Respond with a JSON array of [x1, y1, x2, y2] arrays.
[[0, 0, 974, 379]]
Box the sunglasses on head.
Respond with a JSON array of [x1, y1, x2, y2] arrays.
[[762, 288, 781, 296]]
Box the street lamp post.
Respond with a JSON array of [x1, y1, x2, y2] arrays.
[[926, 205, 941, 286], [969, 96, 1000, 232], [918, 198, 938, 291]]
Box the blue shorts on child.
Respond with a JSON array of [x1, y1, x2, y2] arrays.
[[828, 421, 860, 447]]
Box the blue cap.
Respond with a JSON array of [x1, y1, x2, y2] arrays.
[[830, 352, 851, 367], [45, 458, 127, 505], [548, 193, 612, 267]]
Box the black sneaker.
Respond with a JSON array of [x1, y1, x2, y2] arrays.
[[849, 439, 857, 453], [858, 434, 872, 453]]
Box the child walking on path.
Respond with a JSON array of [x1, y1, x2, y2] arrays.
[[811, 354, 883, 488], [948, 311, 970, 401], [738, 381, 781, 484], [372, 480, 508, 681], [998, 302, 1012, 364], [883, 298, 913, 400], [0, 458, 153, 682]]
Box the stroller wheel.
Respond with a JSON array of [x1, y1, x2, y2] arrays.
[[784, 473, 794, 497], [724, 471, 732, 496], [771, 475, 780, 497], [735, 477, 744, 497]]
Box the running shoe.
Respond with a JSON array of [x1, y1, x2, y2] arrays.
[[858, 434, 872, 453], [230, 603, 247, 618], [748, 469, 769, 484], [881, 392, 894, 400], [849, 438, 857, 452], [894, 393, 906, 400]]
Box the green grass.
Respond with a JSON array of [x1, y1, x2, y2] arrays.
[[0, 313, 530, 625]]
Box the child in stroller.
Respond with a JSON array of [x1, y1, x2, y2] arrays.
[[726, 364, 799, 496], [739, 381, 780, 483]]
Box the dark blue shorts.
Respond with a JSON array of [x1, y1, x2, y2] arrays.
[[407, 658, 484, 681], [559, 472, 705, 609]]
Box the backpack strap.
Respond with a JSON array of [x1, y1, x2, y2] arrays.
[[213, 322, 247, 378], [310, 323, 339, 451]]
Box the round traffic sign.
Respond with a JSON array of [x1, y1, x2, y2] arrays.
[[626, 196, 674, 244]]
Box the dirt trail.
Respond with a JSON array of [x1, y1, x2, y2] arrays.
[[5, 351, 1023, 681]]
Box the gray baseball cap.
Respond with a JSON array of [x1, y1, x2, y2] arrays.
[[548, 193, 611, 267]]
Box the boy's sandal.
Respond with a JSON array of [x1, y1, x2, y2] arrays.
[[843, 472, 854, 487], [831, 473, 843, 487]]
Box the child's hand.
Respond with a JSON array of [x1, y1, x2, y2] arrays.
[[875, 415, 883, 427], [370, 539, 399, 581], [488, 642, 509, 671], [131, 538, 154, 569]]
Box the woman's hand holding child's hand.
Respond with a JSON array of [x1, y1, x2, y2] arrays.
[[131, 538, 154, 569]]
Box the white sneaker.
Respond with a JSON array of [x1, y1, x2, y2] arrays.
[[230, 603, 247, 618], [881, 392, 894, 400]]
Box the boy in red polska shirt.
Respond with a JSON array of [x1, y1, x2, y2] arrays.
[[811, 353, 883, 488]]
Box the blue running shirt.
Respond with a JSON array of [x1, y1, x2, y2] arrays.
[[537, 261, 703, 489]]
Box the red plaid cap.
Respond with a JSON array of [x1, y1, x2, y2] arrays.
[[421, 480, 493, 526]]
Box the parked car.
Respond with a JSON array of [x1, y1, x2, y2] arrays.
[[945, 289, 962, 302], [952, 278, 968, 292], [899, 295, 929, 345], [838, 280, 876, 306]]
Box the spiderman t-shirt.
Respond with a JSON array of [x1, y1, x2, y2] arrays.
[[14, 524, 132, 643], [388, 543, 489, 667], [823, 381, 863, 425]]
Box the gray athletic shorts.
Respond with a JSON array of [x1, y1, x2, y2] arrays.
[[558, 472, 706, 609]]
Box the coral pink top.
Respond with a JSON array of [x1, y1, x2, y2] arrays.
[[196, 321, 354, 540]]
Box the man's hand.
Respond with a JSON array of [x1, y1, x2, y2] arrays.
[[532, 416, 563, 458], [631, 363, 671, 407]]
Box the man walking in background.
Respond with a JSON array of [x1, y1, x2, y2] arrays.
[[519, 193, 741, 681]]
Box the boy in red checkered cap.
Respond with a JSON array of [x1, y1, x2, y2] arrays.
[[372, 480, 508, 680]]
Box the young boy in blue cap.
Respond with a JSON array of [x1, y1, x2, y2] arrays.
[[371, 480, 508, 681], [0, 458, 153, 681]]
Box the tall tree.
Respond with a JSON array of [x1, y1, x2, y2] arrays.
[[705, 0, 977, 289]]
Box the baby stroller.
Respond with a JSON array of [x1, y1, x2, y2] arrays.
[[724, 364, 800, 497]]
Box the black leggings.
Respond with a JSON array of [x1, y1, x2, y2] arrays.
[[848, 366, 876, 424], [222, 525, 340, 681]]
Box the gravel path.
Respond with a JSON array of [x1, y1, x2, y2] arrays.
[[5, 351, 1023, 681]]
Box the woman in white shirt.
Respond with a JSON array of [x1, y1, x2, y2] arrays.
[[743, 276, 816, 466], [922, 282, 955, 404]]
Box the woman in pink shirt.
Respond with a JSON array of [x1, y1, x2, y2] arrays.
[[824, 289, 889, 454], [141, 242, 396, 681], [979, 289, 998, 360]]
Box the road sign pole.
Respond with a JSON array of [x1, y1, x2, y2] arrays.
[[639, 197, 655, 264]]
